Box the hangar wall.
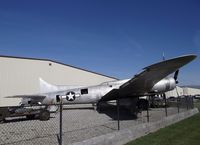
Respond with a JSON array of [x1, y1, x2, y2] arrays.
[[165, 86, 184, 97], [0, 56, 117, 106], [183, 87, 200, 96], [165, 86, 200, 98]]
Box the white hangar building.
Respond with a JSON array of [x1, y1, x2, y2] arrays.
[[0, 55, 117, 106], [165, 86, 200, 97]]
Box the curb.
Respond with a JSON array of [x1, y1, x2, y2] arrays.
[[70, 108, 199, 145]]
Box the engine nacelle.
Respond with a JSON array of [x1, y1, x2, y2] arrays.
[[151, 77, 176, 93]]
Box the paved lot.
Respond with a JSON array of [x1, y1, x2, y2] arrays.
[[0, 104, 187, 145]]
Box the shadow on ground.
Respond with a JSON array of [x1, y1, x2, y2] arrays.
[[97, 103, 137, 120]]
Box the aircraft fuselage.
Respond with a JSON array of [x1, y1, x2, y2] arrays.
[[39, 77, 176, 105]]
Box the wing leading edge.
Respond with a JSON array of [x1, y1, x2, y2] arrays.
[[101, 54, 197, 101]]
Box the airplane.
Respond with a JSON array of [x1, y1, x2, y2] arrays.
[[6, 54, 197, 117]]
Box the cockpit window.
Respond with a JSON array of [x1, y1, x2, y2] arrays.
[[81, 89, 88, 95]]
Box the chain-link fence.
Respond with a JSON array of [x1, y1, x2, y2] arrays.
[[0, 96, 195, 145], [0, 105, 60, 145]]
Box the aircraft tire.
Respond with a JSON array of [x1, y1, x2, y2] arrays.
[[96, 102, 102, 113], [39, 110, 50, 121]]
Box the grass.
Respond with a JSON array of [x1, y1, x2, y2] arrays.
[[125, 100, 200, 145]]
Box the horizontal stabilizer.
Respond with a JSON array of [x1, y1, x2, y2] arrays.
[[5, 95, 46, 99]]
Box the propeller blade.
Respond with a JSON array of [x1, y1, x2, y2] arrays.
[[174, 70, 179, 82]]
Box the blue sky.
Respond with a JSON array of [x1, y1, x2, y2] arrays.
[[0, 0, 200, 85]]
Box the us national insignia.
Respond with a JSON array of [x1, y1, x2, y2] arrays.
[[66, 91, 76, 101]]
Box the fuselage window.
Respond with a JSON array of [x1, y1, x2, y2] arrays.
[[81, 89, 88, 95]]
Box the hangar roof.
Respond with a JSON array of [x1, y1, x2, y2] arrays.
[[0, 55, 118, 80]]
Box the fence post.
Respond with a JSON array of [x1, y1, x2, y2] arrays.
[[147, 96, 149, 122], [59, 97, 63, 145], [192, 96, 194, 109], [186, 96, 189, 110], [117, 98, 120, 130], [177, 97, 180, 113], [164, 94, 168, 117], [175, 87, 180, 113]]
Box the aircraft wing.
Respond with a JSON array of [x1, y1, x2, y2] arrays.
[[5, 95, 46, 99], [101, 54, 196, 101]]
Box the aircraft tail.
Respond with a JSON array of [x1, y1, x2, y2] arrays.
[[39, 78, 59, 93], [39, 78, 84, 93]]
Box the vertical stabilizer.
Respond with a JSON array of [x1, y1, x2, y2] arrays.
[[39, 78, 85, 93], [39, 78, 59, 93]]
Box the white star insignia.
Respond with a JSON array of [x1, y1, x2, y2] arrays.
[[66, 92, 75, 101]]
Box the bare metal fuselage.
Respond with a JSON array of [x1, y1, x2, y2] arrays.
[[33, 77, 176, 105]]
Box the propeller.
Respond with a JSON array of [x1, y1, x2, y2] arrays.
[[174, 69, 180, 113], [162, 52, 179, 84], [174, 70, 179, 84]]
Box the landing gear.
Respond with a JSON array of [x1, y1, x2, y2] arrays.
[[96, 102, 103, 113], [92, 103, 97, 111], [119, 98, 140, 116]]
